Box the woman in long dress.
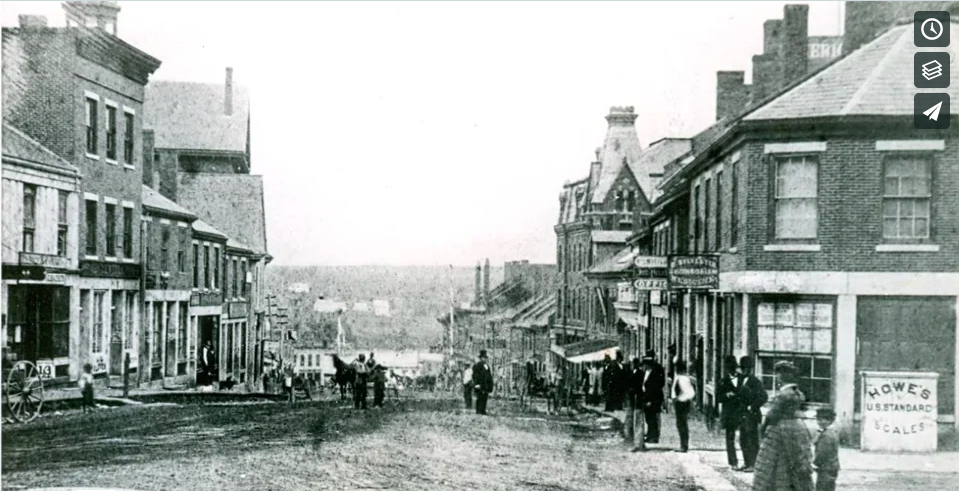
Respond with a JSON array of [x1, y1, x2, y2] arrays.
[[753, 361, 814, 491]]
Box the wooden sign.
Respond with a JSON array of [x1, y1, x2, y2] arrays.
[[668, 255, 719, 290], [633, 256, 668, 269], [861, 371, 939, 453], [633, 278, 668, 291]]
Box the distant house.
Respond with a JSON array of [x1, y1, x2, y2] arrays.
[[288, 283, 310, 294], [372, 299, 391, 317]]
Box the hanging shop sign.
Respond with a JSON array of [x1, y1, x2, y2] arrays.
[[633, 278, 668, 291], [860, 371, 939, 453], [633, 255, 669, 269], [668, 255, 720, 290]]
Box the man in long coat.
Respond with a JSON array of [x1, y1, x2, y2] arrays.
[[738, 356, 768, 472], [753, 361, 814, 491], [640, 350, 666, 444], [472, 350, 494, 415], [717, 355, 745, 469]]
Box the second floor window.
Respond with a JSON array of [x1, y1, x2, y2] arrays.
[[213, 247, 220, 290], [85, 199, 98, 256], [123, 112, 135, 164], [883, 157, 932, 240], [57, 191, 68, 257], [232, 258, 239, 298], [774, 156, 819, 239], [204, 245, 211, 289], [241, 260, 248, 297], [693, 184, 701, 253], [704, 178, 712, 251], [193, 243, 200, 288], [106, 105, 117, 161], [730, 161, 738, 247], [716, 171, 723, 251], [85, 97, 98, 155], [22, 184, 36, 253], [104, 204, 116, 256], [161, 227, 170, 271], [122, 207, 133, 258]]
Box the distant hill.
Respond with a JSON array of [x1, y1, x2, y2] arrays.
[[263, 265, 504, 350]]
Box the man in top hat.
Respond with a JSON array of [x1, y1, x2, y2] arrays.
[[717, 355, 744, 469], [640, 350, 666, 444], [472, 350, 494, 415], [737, 355, 767, 472]]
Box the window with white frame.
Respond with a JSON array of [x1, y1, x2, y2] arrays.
[[882, 157, 932, 239], [57, 191, 68, 257], [22, 184, 36, 253], [123, 111, 135, 164], [106, 104, 118, 161], [755, 300, 833, 404], [85, 97, 98, 155], [774, 156, 819, 239], [105, 203, 116, 257]]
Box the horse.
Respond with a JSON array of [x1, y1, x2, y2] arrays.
[[331, 355, 356, 402]]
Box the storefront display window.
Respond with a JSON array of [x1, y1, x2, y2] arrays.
[[756, 300, 834, 404]]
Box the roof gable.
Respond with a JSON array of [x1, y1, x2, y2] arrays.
[[629, 138, 691, 203], [142, 185, 196, 219], [591, 119, 645, 204], [2, 123, 78, 174], [177, 173, 268, 254], [144, 80, 250, 152], [746, 21, 959, 121]]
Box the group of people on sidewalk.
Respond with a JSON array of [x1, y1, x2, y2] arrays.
[[350, 352, 401, 410], [716, 356, 841, 491]]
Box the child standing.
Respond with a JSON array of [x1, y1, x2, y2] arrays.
[[671, 360, 696, 452], [813, 407, 841, 491], [79, 363, 95, 413]]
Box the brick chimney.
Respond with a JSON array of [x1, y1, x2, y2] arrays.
[[751, 53, 781, 103], [18, 15, 48, 28], [763, 19, 783, 55], [225, 67, 234, 116], [781, 5, 810, 85], [589, 148, 603, 190], [715, 71, 749, 121]]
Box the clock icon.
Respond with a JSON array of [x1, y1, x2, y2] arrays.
[[915, 12, 950, 47], [921, 18, 943, 41]]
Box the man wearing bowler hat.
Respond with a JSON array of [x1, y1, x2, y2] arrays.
[[472, 350, 494, 415]]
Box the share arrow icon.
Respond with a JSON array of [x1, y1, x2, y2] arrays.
[[923, 101, 943, 121]]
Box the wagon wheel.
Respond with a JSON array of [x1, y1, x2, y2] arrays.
[[6, 361, 44, 423]]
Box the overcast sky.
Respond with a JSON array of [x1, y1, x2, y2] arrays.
[[2, 1, 842, 267]]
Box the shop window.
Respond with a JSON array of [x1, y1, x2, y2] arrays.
[[124, 292, 135, 350], [882, 157, 932, 239], [178, 301, 188, 362], [22, 184, 36, 253], [152, 303, 162, 366], [756, 300, 834, 404], [57, 191, 68, 257], [93, 291, 105, 354], [240, 322, 247, 370], [774, 156, 819, 239], [5, 286, 70, 364]]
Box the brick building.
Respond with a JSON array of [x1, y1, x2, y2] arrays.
[[1, 7, 161, 385], [645, 18, 959, 434], [141, 185, 196, 386], [144, 68, 270, 387], [2, 124, 81, 385]]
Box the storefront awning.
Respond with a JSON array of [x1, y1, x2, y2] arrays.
[[566, 346, 621, 364]]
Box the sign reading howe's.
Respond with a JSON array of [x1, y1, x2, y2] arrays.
[[668, 255, 719, 290]]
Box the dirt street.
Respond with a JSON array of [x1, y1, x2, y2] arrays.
[[2, 397, 700, 491]]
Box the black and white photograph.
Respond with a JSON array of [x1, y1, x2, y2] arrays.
[[0, 1, 957, 490]]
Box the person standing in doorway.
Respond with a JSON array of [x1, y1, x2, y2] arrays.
[[199, 340, 217, 391], [462, 363, 474, 410], [472, 350, 494, 415], [718, 355, 744, 469], [738, 356, 767, 473], [671, 360, 696, 452], [641, 350, 666, 444], [352, 354, 370, 410]]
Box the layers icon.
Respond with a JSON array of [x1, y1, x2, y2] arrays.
[[922, 59, 943, 81]]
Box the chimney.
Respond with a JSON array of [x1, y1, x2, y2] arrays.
[[715, 71, 749, 122], [751, 53, 781, 104], [225, 67, 234, 116], [18, 15, 48, 28], [781, 4, 809, 85], [483, 258, 490, 305], [763, 19, 783, 55], [474, 262, 482, 306], [605, 106, 638, 127]]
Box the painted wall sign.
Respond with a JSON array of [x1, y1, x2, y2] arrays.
[[79, 260, 141, 279], [228, 301, 249, 319], [18, 252, 71, 269], [633, 255, 669, 269], [860, 371, 939, 453], [668, 255, 720, 290]]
